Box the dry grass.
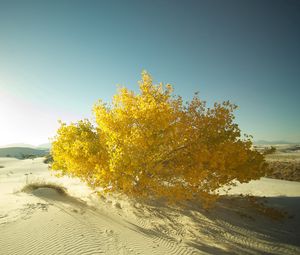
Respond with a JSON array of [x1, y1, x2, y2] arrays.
[[21, 181, 67, 195], [261, 147, 300, 181], [266, 161, 300, 182]]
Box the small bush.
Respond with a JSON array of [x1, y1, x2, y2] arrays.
[[43, 154, 53, 164], [263, 146, 276, 155]]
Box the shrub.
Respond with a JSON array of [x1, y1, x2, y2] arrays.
[[263, 146, 276, 155], [43, 154, 53, 164], [51, 72, 268, 205]]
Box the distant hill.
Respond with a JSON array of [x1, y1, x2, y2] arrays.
[[0, 143, 36, 149], [254, 140, 299, 145], [36, 143, 51, 149], [0, 143, 51, 149], [0, 147, 49, 159]]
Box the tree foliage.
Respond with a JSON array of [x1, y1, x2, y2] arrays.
[[51, 72, 268, 205]]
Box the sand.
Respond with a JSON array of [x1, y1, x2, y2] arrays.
[[0, 157, 299, 255]]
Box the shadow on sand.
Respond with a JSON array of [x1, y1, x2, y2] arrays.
[[128, 196, 300, 254]]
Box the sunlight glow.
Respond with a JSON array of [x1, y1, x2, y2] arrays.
[[0, 91, 78, 146]]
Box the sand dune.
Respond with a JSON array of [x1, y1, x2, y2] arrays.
[[0, 157, 299, 254]]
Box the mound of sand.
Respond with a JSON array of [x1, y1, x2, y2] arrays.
[[32, 187, 65, 198], [0, 157, 299, 254]]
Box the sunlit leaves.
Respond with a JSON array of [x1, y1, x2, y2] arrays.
[[51, 72, 268, 205]]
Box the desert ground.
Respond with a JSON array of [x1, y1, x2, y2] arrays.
[[0, 154, 300, 255], [265, 144, 300, 182]]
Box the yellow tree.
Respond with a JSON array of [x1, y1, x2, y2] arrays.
[[51, 72, 268, 205]]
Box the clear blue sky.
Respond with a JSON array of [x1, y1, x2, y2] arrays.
[[0, 0, 299, 145]]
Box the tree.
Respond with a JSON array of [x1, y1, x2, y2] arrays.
[[51, 72, 268, 205]]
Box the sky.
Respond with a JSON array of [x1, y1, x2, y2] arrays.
[[0, 0, 299, 146]]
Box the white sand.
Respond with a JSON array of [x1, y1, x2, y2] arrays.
[[0, 157, 299, 255]]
